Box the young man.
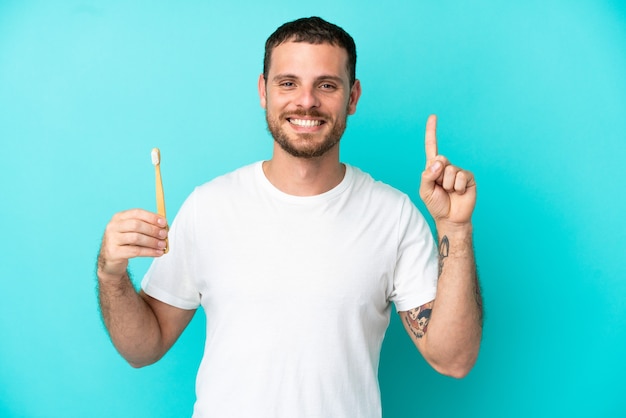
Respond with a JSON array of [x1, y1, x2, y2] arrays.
[[97, 17, 482, 418]]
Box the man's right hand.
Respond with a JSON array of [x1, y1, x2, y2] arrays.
[[97, 209, 169, 280], [96, 209, 190, 368]]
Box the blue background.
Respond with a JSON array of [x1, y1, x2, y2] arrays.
[[1, 0, 625, 417]]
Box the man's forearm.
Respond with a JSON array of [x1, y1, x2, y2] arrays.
[[424, 222, 483, 377], [97, 270, 165, 368]]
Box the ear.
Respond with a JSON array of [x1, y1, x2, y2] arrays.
[[258, 74, 267, 109], [347, 79, 362, 115]]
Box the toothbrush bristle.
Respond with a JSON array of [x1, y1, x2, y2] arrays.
[[151, 148, 160, 165]]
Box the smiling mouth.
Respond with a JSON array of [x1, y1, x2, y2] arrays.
[[288, 118, 324, 128]]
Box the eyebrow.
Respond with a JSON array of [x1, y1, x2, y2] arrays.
[[271, 73, 345, 84]]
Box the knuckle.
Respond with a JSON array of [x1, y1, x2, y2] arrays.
[[128, 246, 143, 258], [129, 232, 144, 245], [129, 219, 143, 231], [104, 222, 115, 234]]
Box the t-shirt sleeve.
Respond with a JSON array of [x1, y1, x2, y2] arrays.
[[141, 190, 201, 310], [388, 196, 438, 312]]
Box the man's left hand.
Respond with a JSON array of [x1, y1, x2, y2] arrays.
[[419, 114, 476, 226]]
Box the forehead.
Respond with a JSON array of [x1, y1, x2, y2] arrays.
[[268, 41, 349, 80]]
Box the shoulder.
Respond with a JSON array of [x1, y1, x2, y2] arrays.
[[347, 164, 411, 205], [194, 161, 261, 196], [346, 165, 429, 230], [173, 162, 262, 219]]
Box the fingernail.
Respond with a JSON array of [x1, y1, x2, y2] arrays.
[[158, 229, 168, 238], [157, 240, 166, 249], [157, 217, 166, 226]]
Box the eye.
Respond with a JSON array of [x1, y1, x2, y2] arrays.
[[279, 81, 296, 88], [320, 83, 337, 90]]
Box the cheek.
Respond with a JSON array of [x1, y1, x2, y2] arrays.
[[265, 94, 288, 113]]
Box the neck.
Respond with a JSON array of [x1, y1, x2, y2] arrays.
[[263, 145, 345, 196]]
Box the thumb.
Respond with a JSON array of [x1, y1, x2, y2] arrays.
[[419, 160, 444, 201]]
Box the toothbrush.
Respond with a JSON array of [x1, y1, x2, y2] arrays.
[[151, 148, 169, 254]]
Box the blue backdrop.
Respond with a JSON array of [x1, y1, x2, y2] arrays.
[[1, 1, 625, 417]]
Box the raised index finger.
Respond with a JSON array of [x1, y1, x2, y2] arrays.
[[425, 114, 438, 161]]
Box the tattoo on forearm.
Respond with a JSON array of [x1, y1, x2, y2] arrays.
[[438, 235, 449, 277], [403, 302, 433, 339]]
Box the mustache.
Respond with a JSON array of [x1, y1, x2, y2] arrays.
[[282, 109, 329, 119]]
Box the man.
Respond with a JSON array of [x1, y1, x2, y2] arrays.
[[97, 16, 482, 418]]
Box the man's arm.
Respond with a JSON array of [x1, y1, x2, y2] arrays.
[[400, 225, 482, 378], [399, 115, 483, 378], [97, 209, 195, 368]]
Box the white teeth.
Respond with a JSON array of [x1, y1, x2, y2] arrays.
[[289, 118, 321, 127]]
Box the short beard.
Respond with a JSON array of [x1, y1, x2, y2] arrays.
[[265, 109, 348, 159]]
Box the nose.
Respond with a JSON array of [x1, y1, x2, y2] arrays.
[[295, 85, 320, 110]]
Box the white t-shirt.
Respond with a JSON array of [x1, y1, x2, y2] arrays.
[[142, 162, 438, 418]]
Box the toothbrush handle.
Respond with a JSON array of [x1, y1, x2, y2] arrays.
[[155, 166, 166, 217], [155, 165, 169, 253]]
